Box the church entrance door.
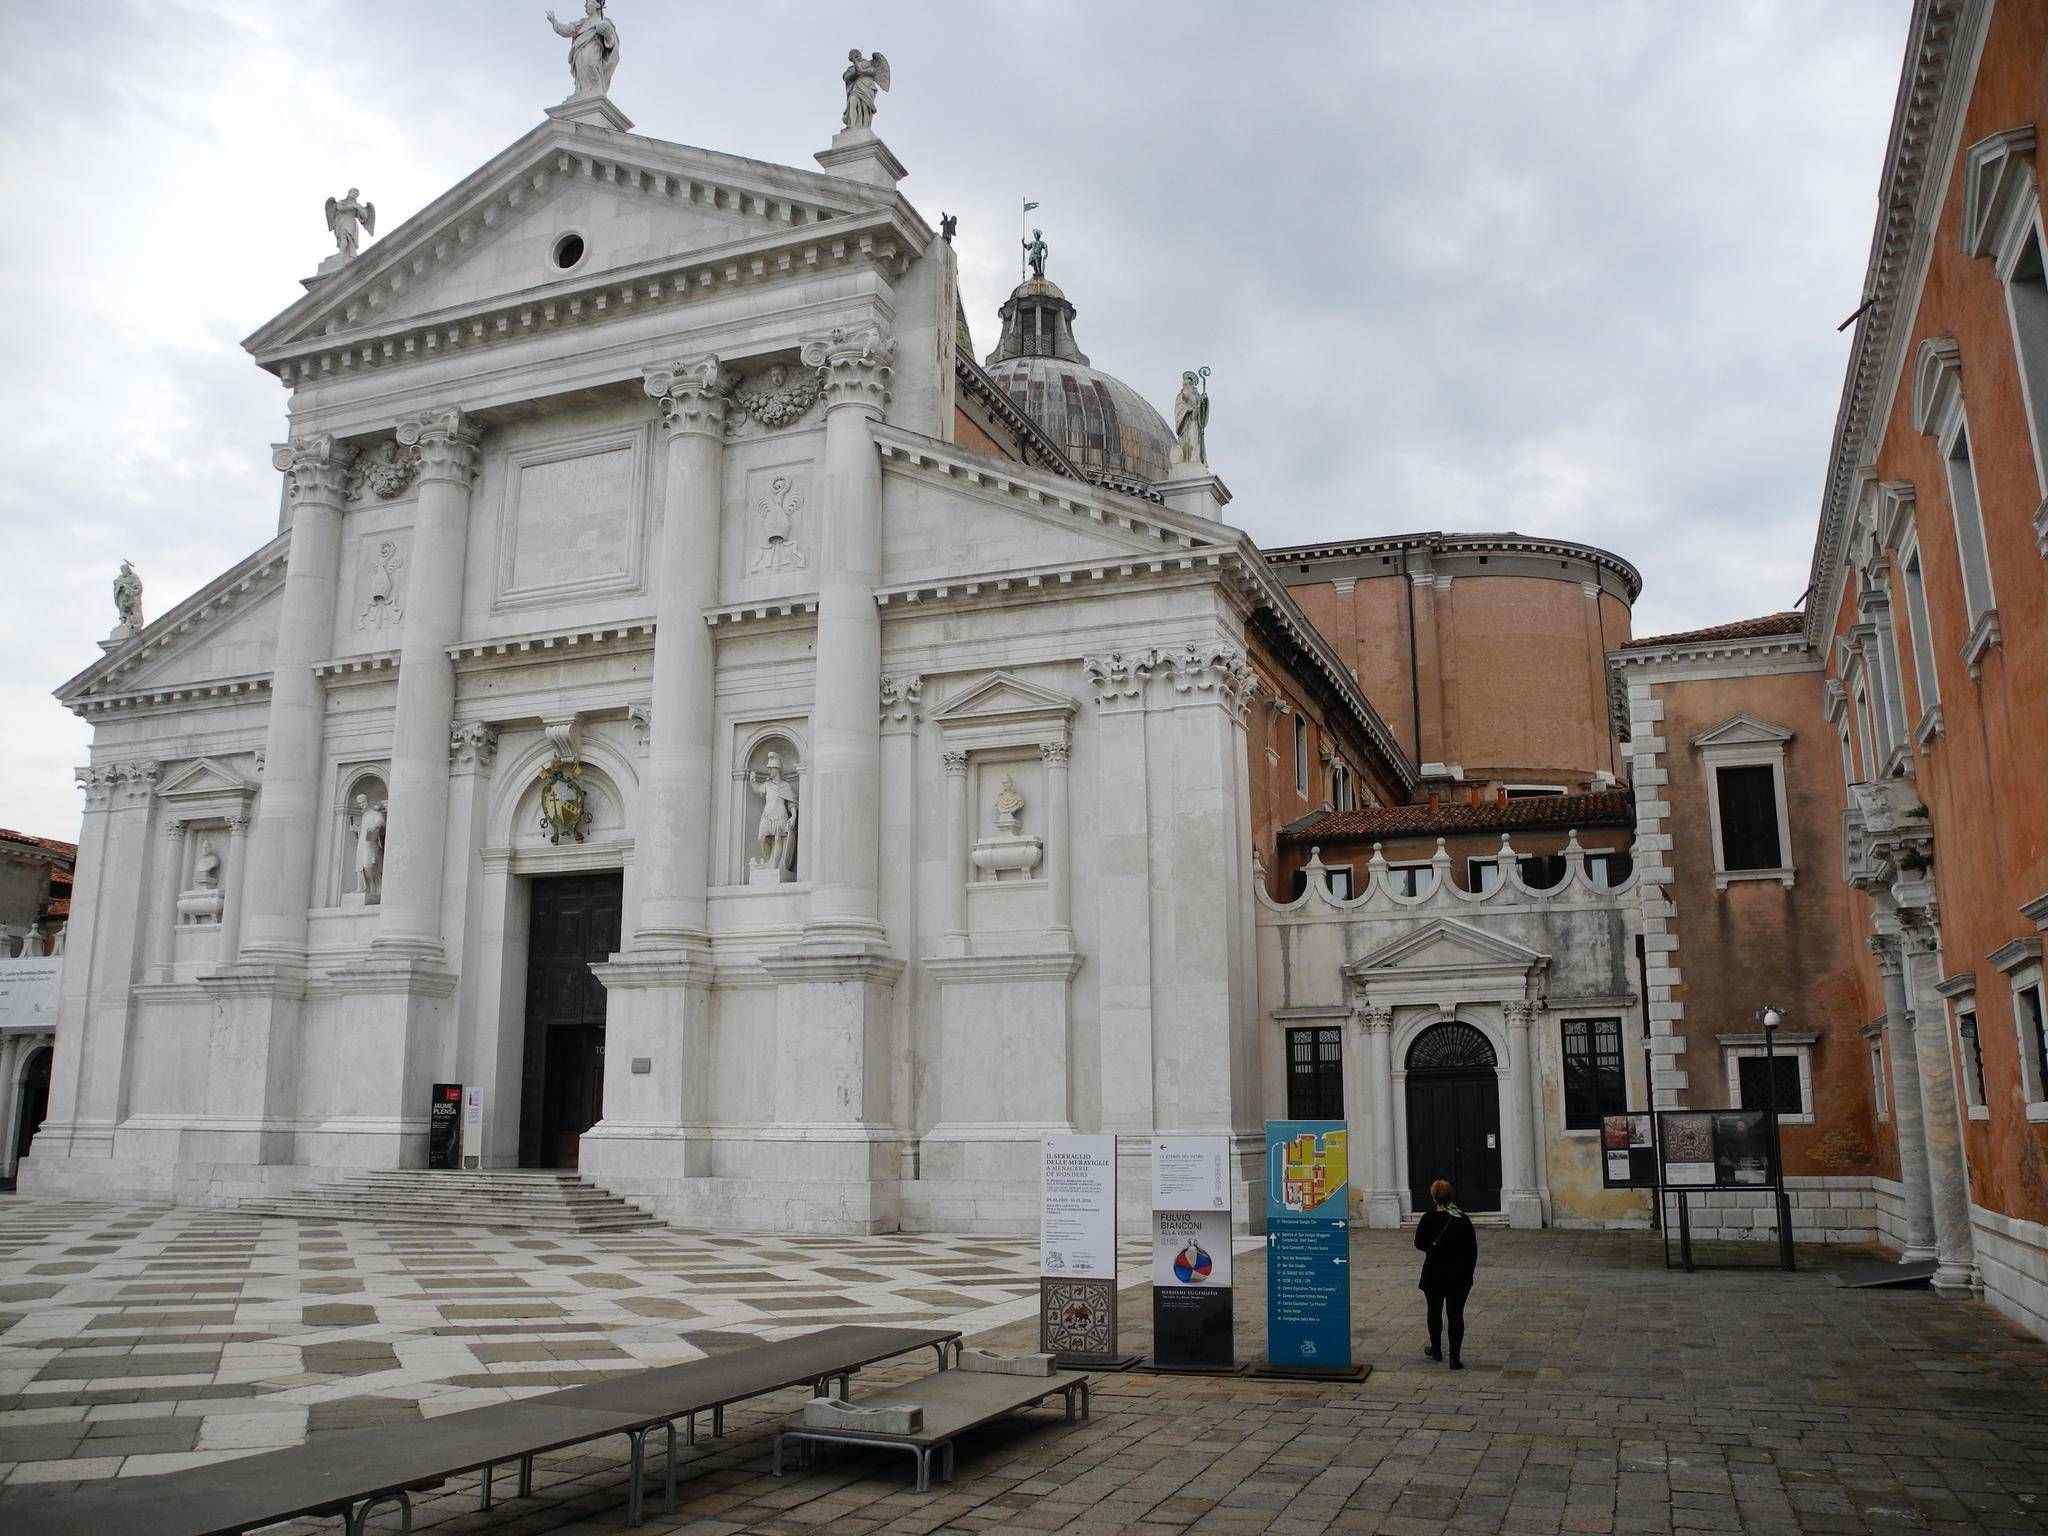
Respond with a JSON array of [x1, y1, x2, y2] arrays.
[[520, 872, 622, 1170], [1404, 1022, 1502, 1213], [14, 1047, 51, 1164]]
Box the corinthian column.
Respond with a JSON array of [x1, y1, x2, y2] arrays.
[[1870, 932, 1938, 1261], [1502, 1000, 1544, 1229], [372, 408, 481, 960], [797, 324, 893, 943], [1900, 917, 1979, 1291], [1358, 1005, 1404, 1228], [240, 436, 354, 964], [633, 358, 728, 947]]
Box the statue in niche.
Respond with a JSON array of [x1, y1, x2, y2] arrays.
[[1172, 367, 1210, 466], [353, 793, 387, 903], [358, 540, 407, 630], [548, 1, 620, 100], [749, 752, 799, 880], [749, 474, 808, 573], [1022, 227, 1048, 282], [177, 839, 224, 925], [112, 560, 143, 632], [841, 49, 890, 130], [324, 188, 375, 261], [993, 774, 1025, 835]]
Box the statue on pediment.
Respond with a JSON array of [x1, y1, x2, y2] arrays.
[[1172, 367, 1210, 466], [112, 560, 143, 632], [324, 189, 375, 261], [842, 50, 890, 130], [549, 1, 620, 100]]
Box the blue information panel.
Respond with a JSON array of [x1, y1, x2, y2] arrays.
[[1263, 1120, 1351, 1371]]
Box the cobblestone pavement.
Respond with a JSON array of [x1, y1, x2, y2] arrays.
[[2, 1202, 2046, 1534]]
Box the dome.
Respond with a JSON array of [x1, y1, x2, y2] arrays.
[[983, 274, 1175, 489]]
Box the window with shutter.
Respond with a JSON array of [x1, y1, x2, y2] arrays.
[[1716, 763, 1783, 872]]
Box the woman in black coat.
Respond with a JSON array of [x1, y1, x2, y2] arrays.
[[1413, 1176, 1478, 1368]]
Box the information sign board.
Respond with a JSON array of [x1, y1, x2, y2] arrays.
[[427, 1083, 462, 1170], [1040, 1134, 1117, 1279], [1657, 1109, 1771, 1191], [1262, 1120, 1353, 1375], [1599, 1112, 1656, 1190], [461, 1087, 484, 1170], [1152, 1136, 1231, 1211]]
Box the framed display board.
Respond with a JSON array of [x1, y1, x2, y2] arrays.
[[1599, 1112, 1657, 1190], [1656, 1108, 1772, 1191]]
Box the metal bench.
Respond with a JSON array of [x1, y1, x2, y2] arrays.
[[772, 1366, 1092, 1493], [0, 1324, 959, 1534]]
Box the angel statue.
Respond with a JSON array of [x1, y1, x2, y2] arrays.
[[112, 560, 143, 630], [324, 188, 375, 260], [842, 49, 890, 130], [548, 0, 620, 100], [1172, 368, 1210, 466], [749, 753, 799, 878], [1022, 227, 1048, 282]]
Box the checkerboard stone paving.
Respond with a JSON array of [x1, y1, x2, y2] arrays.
[[4, 1207, 2048, 1535]]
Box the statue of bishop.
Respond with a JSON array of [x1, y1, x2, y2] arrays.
[[112, 560, 144, 632]]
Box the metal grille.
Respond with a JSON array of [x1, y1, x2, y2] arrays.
[[1405, 1021, 1497, 1074]]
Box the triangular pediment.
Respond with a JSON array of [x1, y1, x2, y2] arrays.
[[1690, 713, 1793, 749], [1347, 918, 1547, 981], [58, 536, 290, 709], [932, 671, 1078, 726], [246, 119, 916, 380], [156, 757, 253, 802]]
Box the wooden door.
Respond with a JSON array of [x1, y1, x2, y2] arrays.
[[1403, 1022, 1503, 1212], [520, 872, 623, 1169]]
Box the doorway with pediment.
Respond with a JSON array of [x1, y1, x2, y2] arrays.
[[1403, 1021, 1503, 1213]]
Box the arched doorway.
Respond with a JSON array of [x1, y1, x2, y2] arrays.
[[15, 1046, 52, 1164], [1404, 1022, 1502, 1213]]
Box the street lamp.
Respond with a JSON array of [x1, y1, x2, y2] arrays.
[[1755, 1005, 1793, 1271]]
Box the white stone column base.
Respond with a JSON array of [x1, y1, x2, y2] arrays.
[[1365, 1190, 1407, 1229], [1504, 1190, 1545, 1230], [1931, 1261, 1981, 1293], [1899, 1244, 1940, 1263]]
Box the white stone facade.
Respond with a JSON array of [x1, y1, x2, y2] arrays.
[[21, 96, 1398, 1233]]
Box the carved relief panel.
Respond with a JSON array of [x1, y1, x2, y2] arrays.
[[737, 463, 815, 601], [353, 532, 412, 634]]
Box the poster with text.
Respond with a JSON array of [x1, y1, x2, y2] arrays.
[[1041, 1134, 1117, 1280], [1152, 1135, 1231, 1211], [1152, 1209, 1232, 1287]]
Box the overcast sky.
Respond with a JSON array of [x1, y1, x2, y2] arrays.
[[0, 1, 1910, 841]]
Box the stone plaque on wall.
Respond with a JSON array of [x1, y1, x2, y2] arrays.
[[497, 429, 646, 609]]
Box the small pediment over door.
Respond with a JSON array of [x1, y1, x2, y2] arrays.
[[1690, 713, 1794, 750], [1346, 918, 1548, 989], [932, 672, 1078, 730]]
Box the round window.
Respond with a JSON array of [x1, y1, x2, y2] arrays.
[[552, 232, 586, 271]]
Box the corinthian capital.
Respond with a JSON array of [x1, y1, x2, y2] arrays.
[[643, 355, 734, 437], [1354, 1004, 1394, 1034], [1867, 931, 1904, 978], [396, 407, 481, 485], [271, 433, 357, 506], [1504, 1000, 1538, 1030], [448, 720, 499, 772], [800, 324, 894, 412]]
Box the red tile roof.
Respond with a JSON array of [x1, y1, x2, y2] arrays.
[[1282, 788, 1635, 845], [1618, 612, 1804, 650], [0, 828, 77, 862]]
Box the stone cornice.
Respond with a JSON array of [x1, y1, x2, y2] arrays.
[[1806, 0, 1991, 650], [1261, 530, 1643, 602], [57, 536, 290, 707], [312, 652, 400, 687], [1609, 630, 1818, 672], [446, 619, 656, 670]]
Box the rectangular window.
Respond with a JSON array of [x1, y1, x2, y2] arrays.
[[1293, 715, 1309, 796], [1737, 1054, 1803, 1115], [1325, 865, 1353, 901], [1386, 862, 1434, 898], [1518, 854, 1566, 891], [1503, 785, 1566, 799], [1838, 725, 1856, 790], [1957, 1010, 1988, 1112], [1854, 684, 1877, 782], [1870, 1038, 1889, 1121], [1586, 850, 1633, 889], [1901, 540, 1941, 722], [2015, 981, 2048, 1108], [2004, 221, 2048, 494], [1332, 762, 1354, 812], [1715, 763, 1783, 872], [1561, 1017, 1626, 1130], [1466, 857, 1502, 895], [1942, 422, 1997, 629], [1286, 1026, 1344, 1120]]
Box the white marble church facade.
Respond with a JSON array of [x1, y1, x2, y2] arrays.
[[23, 76, 1404, 1233]]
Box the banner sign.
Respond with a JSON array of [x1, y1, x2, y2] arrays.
[[1150, 1136, 1235, 1370], [461, 1087, 484, 1170], [1040, 1134, 1117, 1279], [1040, 1134, 1122, 1363], [1600, 1111, 1656, 1189], [428, 1083, 463, 1170], [1263, 1120, 1352, 1373], [1657, 1109, 1771, 1191]]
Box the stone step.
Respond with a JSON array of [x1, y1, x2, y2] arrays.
[[234, 1169, 664, 1233]]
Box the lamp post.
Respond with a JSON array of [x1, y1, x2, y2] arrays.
[[1756, 1005, 1794, 1271]]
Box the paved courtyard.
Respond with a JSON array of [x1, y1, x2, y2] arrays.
[[1, 1200, 2045, 1533]]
